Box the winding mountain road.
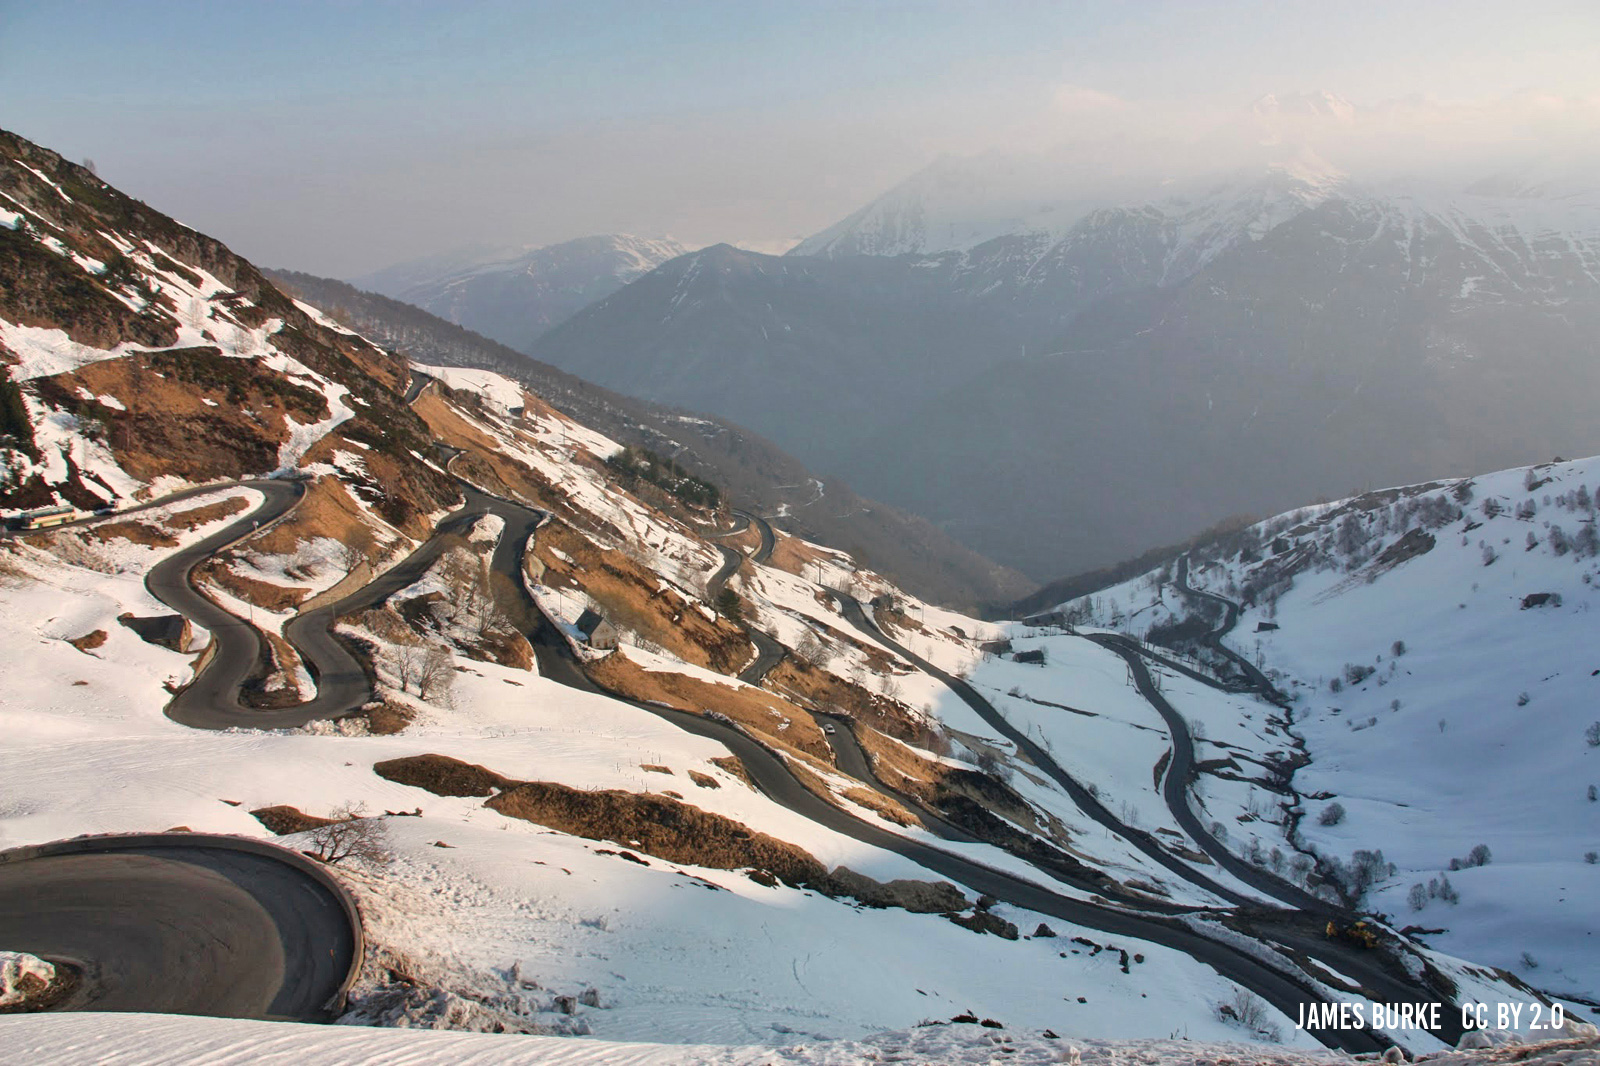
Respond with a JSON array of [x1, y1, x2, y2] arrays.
[[69, 459, 1399, 1050], [1091, 561, 1470, 1044], [0, 834, 360, 1021], [828, 591, 1256, 907], [1172, 555, 1288, 703], [150, 480, 492, 730]]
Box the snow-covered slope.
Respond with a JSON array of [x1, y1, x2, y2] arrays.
[[1056, 455, 1600, 1001], [10, 1011, 1600, 1066], [0, 128, 455, 536]]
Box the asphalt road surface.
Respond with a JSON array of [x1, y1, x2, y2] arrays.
[[734, 509, 776, 564], [150, 479, 487, 730], [1173, 555, 1289, 703], [0, 835, 359, 1021], [827, 590, 1255, 907]]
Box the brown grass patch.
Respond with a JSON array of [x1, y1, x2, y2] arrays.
[[411, 391, 571, 511], [765, 655, 934, 747], [842, 786, 918, 827], [165, 495, 251, 531], [589, 650, 831, 760], [45, 350, 297, 485], [256, 632, 307, 704], [67, 629, 107, 653], [687, 770, 720, 789], [416, 390, 709, 567], [198, 563, 310, 612], [245, 475, 378, 557], [485, 781, 828, 888], [534, 523, 747, 672], [709, 757, 752, 788], [90, 520, 177, 547], [374, 754, 515, 797], [641, 764, 674, 775], [853, 724, 1111, 889], [765, 530, 846, 579], [251, 804, 336, 835], [359, 701, 416, 735], [705, 522, 761, 555]]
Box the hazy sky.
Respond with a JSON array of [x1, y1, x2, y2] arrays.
[[4, 0, 1599, 277]]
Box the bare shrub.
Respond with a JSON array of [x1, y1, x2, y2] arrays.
[[417, 647, 456, 701], [1217, 987, 1282, 1043], [1318, 802, 1346, 826], [305, 803, 392, 868], [383, 642, 423, 694]]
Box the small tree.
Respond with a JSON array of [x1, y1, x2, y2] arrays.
[[1319, 802, 1346, 827], [1585, 721, 1600, 748], [334, 526, 377, 574], [715, 587, 743, 623], [1390, 640, 1406, 657], [305, 803, 392, 868], [1408, 883, 1429, 911], [795, 629, 829, 668], [417, 647, 455, 701], [384, 642, 423, 694], [1468, 843, 1492, 867]]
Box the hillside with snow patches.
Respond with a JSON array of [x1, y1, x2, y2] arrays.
[[1055, 455, 1600, 1003], [0, 360, 1319, 1054], [3, 125, 1597, 1064], [0, 129, 1341, 1055]]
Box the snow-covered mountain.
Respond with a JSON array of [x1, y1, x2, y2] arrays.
[[788, 135, 1349, 264], [1055, 454, 1600, 1002], [534, 156, 1600, 579], [351, 234, 686, 351]]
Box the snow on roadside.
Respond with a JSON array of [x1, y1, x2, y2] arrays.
[[0, 952, 54, 1006], [9, 1011, 1598, 1065]]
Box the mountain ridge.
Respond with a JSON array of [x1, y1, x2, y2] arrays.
[[531, 163, 1600, 580], [351, 233, 686, 352]]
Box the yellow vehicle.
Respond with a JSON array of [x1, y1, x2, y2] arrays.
[[17, 505, 81, 530], [1325, 919, 1381, 949]]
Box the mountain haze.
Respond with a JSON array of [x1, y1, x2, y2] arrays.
[[531, 156, 1600, 580], [269, 267, 1031, 608], [352, 235, 685, 352]]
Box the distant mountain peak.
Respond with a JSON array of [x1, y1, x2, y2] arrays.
[[1250, 89, 1357, 126], [347, 233, 687, 351]]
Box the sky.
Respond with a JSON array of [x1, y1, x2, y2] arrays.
[[3, 0, 1599, 277]]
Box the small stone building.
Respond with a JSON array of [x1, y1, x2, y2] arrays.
[[574, 608, 619, 650]]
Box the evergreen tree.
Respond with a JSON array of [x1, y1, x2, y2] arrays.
[[0, 373, 36, 458]]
